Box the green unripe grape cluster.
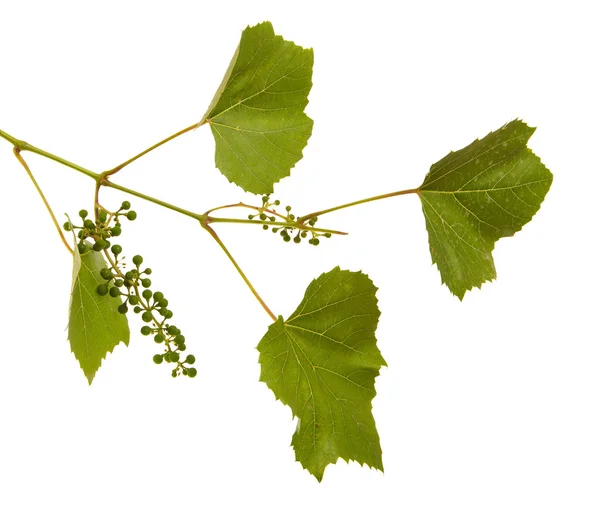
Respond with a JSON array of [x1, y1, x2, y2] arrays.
[[252, 198, 331, 247], [64, 202, 137, 260], [67, 201, 197, 379]]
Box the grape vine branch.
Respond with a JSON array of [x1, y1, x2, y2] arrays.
[[0, 21, 553, 481]]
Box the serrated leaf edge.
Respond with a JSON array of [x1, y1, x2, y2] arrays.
[[257, 267, 385, 481]]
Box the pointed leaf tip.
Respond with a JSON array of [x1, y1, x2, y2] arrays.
[[68, 245, 130, 383]]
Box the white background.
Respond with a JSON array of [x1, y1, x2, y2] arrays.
[[0, 1, 598, 528]]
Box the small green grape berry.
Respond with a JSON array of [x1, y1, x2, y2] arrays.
[[159, 308, 168, 317], [313, 238, 320, 246], [102, 239, 111, 249], [96, 284, 109, 296], [111, 244, 122, 255], [63, 221, 73, 231], [301, 231, 307, 238], [185, 355, 196, 365], [141, 278, 151, 288], [114, 279, 124, 287], [285, 205, 291, 212], [294, 236, 301, 243], [165, 310, 173, 319], [274, 200, 280, 206], [133, 306, 142, 314], [124, 271, 134, 281], [141, 326, 151, 336], [170, 352, 180, 362], [132, 255, 143, 266], [167, 325, 179, 336], [182, 368, 188, 376], [272, 227, 278, 233], [187, 368, 197, 378], [92, 241, 103, 252], [77, 242, 87, 254], [121, 201, 131, 210], [289, 214, 295, 220], [259, 213, 267, 221], [154, 333, 165, 344], [142, 311, 153, 323], [325, 232, 332, 238], [84, 219, 95, 230], [171, 370, 178, 378], [126, 211, 137, 221], [129, 295, 139, 306], [283, 235, 291, 242], [111, 225, 122, 236], [269, 216, 276, 222], [79, 209, 88, 219], [77, 230, 84, 238], [263, 225, 268, 230], [153, 291, 164, 302], [174, 335, 185, 345], [153, 354, 163, 365], [143, 268, 152, 275], [98, 211, 108, 223], [118, 304, 128, 314], [178, 344, 187, 352], [247, 214, 254, 220], [262, 195, 268, 203], [158, 299, 168, 308], [109, 286, 121, 298], [142, 289, 152, 300]]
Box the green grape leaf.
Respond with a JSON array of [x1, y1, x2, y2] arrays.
[[418, 119, 553, 299], [201, 21, 314, 195], [68, 245, 130, 384], [257, 267, 386, 481]]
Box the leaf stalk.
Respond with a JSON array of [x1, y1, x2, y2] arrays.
[[298, 188, 419, 222], [200, 221, 277, 322], [99, 122, 202, 178]]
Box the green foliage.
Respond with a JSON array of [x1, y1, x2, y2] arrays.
[[257, 267, 386, 481], [201, 21, 314, 195], [418, 120, 553, 299], [68, 243, 130, 384], [1, 20, 556, 480]]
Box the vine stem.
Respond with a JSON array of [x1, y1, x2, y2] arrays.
[[0, 129, 100, 181], [12, 148, 73, 254], [2, 125, 406, 323], [200, 222, 277, 322], [101, 180, 204, 221], [298, 188, 420, 222], [100, 122, 201, 178], [1, 127, 347, 234]]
